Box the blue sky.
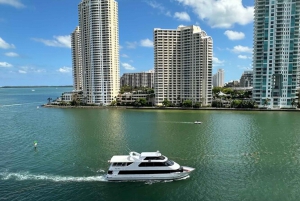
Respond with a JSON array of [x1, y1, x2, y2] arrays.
[[0, 0, 254, 86]]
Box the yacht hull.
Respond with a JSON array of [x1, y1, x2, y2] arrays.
[[107, 172, 189, 181], [106, 166, 194, 181]]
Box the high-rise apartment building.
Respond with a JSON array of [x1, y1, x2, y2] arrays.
[[120, 70, 154, 89], [71, 26, 83, 91], [78, 0, 119, 105], [154, 25, 213, 106], [240, 70, 253, 87], [253, 0, 300, 108], [212, 69, 225, 87]]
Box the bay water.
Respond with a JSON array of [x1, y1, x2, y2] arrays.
[[1, 87, 300, 200]]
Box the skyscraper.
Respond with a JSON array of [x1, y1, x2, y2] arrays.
[[78, 0, 119, 105], [212, 69, 225, 87], [120, 70, 154, 89], [154, 25, 213, 106], [71, 26, 83, 91], [253, 0, 300, 108], [240, 70, 253, 87]]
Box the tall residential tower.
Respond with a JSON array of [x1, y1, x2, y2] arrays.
[[78, 0, 119, 105], [213, 69, 224, 87], [154, 25, 213, 106], [253, 0, 300, 108], [71, 26, 83, 91]]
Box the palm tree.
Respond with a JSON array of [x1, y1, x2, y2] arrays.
[[263, 98, 270, 107], [291, 98, 296, 108], [177, 96, 181, 106], [47, 97, 52, 104], [149, 93, 155, 106]]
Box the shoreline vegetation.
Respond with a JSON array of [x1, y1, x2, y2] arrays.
[[42, 104, 300, 112]]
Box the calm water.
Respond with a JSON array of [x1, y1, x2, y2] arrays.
[[1, 87, 300, 200]]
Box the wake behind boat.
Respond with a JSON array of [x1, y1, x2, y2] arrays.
[[106, 151, 194, 181]]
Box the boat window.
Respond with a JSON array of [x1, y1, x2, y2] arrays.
[[112, 162, 133, 166], [165, 160, 174, 166], [138, 162, 167, 167], [107, 170, 113, 175], [118, 169, 183, 174], [144, 156, 165, 160]]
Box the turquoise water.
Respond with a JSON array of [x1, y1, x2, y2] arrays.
[[1, 87, 300, 200]]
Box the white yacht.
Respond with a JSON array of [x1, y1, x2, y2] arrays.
[[106, 151, 194, 181]]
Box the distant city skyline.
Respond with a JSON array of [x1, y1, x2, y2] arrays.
[[0, 0, 253, 86]]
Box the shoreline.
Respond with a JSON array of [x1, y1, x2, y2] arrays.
[[42, 104, 300, 112]]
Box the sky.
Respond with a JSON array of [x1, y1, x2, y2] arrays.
[[0, 0, 254, 86]]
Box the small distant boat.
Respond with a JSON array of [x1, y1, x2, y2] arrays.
[[31, 89, 35, 92], [194, 121, 202, 124], [37, 106, 39, 109]]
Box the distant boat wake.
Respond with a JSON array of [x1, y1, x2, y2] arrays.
[[0, 171, 189, 184], [159, 121, 194, 124], [0, 171, 107, 182], [0, 102, 44, 107]]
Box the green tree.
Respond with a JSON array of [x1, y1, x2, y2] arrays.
[[222, 88, 233, 95], [110, 100, 117, 106], [193, 102, 201, 108], [138, 98, 147, 106], [263, 98, 270, 107], [162, 99, 171, 107], [182, 100, 192, 107], [212, 87, 222, 95], [291, 99, 296, 108]]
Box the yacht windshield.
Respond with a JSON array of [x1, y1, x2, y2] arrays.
[[165, 160, 174, 166]]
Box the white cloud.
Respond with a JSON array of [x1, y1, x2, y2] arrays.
[[145, 0, 171, 16], [0, 37, 15, 49], [126, 41, 138, 49], [18, 70, 27, 74], [238, 65, 252, 70], [176, 0, 254, 28], [32, 35, 71, 48], [121, 63, 135, 70], [213, 57, 225, 66], [0, 0, 25, 8], [18, 66, 46, 74], [121, 54, 129, 58], [232, 45, 253, 54], [224, 30, 245, 40], [5, 52, 19, 57], [174, 12, 191, 22], [0, 62, 12, 67], [238, 55, 251, 59], [140, 39, 153, 47], [57, 66, 72, 73]]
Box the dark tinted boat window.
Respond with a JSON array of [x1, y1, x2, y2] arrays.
[[139, 162, 167, 167], [144, 156, 165, 160]]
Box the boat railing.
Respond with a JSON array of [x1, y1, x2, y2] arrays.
[[129, 151, 140, 157]]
